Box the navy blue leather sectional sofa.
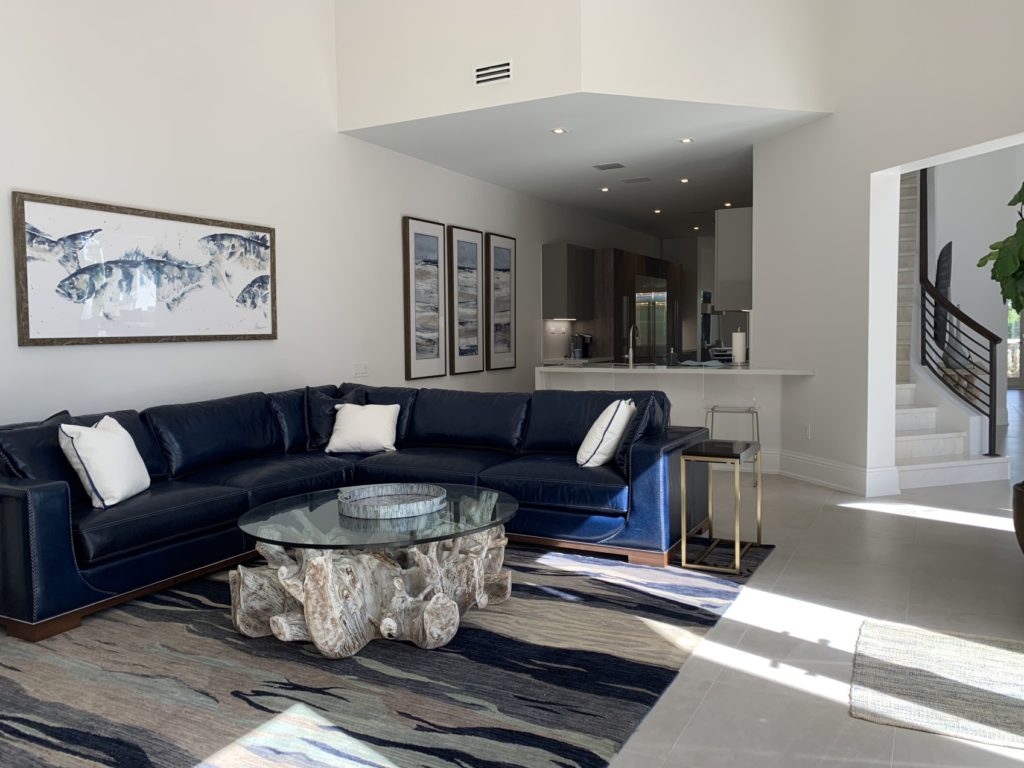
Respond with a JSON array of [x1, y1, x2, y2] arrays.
[[0, 384, 708, 640]]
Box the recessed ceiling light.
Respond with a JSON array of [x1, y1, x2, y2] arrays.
[[679, 137, 694, 144], [679, 178, 689, 183], [550, 127, 568, 135], [724, 202, 733, 207], [693, 226, 700, 231], [654, 209, 662, 214], [600, 187, 609, 192]]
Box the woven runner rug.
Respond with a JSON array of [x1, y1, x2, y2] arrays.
[[0, 544, 770, 768], [851, 619, 1024, 749]]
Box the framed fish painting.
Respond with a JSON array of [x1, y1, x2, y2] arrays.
[[11, 192, 276, 346], [446, 225, 484, 375], [484, 233, 516, 370], [402, 216, 447, 380]]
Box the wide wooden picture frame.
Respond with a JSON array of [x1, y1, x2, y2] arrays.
[[485, 232, 516, 370], [402, 216, 447, 380], [11, 191, 276, 346], [446, 225, 485, 375]]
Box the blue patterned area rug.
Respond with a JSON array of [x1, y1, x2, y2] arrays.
[[0, 543, 771, 768]]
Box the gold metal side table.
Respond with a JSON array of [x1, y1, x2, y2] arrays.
[[680, 439, 762, 574]]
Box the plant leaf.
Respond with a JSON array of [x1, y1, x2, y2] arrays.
[[994, 238, 1022, 278], [1010, 181, 1024, 207], [978, 251, 999, 267]]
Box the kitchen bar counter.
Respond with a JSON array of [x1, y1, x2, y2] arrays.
[[537, 364, 813, 376]]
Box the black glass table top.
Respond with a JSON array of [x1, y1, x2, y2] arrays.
[[682, 439, 760, 461], [238, 483, 518, 550]]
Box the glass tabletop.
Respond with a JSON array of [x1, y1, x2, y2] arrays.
[[237, 483, 518, 550]]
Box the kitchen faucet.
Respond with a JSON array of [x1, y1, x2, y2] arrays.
[[627, 323, 639, 367]]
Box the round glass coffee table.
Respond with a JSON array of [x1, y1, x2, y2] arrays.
[[230, 483, 517, 658]]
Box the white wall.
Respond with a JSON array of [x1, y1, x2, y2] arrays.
[[754, 0, 1024, 494], [580, 0, 833, 112], [0, 0, 658, 424], [336, 0, 832, 133], [336, 0, 583, 131], [928, 147, 1024, 425]]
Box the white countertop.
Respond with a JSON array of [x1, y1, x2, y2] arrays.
[[536, 365, 813, 376]]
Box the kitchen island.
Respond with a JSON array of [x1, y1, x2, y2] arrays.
[[535, 364, 814, 475]]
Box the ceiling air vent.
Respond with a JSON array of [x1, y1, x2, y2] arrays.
[[475, 62, 511, 84], [621, 177, 652, 184], [593, 162, 625, 171]]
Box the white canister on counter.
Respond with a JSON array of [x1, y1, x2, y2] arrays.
[[732, 330, 747, 364]]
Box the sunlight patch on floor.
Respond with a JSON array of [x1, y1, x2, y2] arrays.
[[196, 703, 399, 768], [693, 639, 849, 704], [723, 588, 865, 653], [840, 501, 1014, 531]]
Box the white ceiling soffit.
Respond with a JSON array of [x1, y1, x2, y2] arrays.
[[346, 92, 825, 238]]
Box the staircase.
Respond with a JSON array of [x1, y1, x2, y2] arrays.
[[894, 171, 1008, 489]]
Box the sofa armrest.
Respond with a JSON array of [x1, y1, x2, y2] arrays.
[[0, 479, 110, 623], [623, 427, 710, 551]]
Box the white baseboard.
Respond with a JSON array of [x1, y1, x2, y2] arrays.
[[779, 450, 901, 497], [896, 456, 1009, 489]]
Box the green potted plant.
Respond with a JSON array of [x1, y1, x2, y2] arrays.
[[977, 182, 1024, 310], [977, 181, 1024, 553]]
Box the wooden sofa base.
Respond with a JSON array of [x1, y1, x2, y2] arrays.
[[1, 551, 259, 642], [507, 534, 674, 567], [3, 536, 676, 643]]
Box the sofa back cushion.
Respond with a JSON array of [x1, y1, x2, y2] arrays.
[[407, 389, 531, 453], [0, 410, 168, 507], [268, 385, 338, 453], [144, 392, 282, 476], [0, 410, 70, 477], [339, 383, 419, 446], [523, 390, 670, 455], [306, 387, 366, 451]]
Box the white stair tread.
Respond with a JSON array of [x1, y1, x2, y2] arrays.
[[895, 428, 966, 440], [895, 405, 935, 413], [896, 453, 1008, 468], [895, 383, 916, 390]]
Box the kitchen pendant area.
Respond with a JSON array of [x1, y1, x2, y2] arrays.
[[541, 206, 753, 367]]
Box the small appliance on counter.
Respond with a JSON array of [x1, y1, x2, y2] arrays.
[[571, 333, 593, 359]]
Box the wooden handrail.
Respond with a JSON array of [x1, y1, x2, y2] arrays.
[[920, 278, 1002, 344]]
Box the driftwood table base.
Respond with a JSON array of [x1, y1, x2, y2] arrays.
[[229, 526, 511, 658]]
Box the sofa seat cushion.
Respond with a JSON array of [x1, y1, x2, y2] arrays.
[[183, 454, 357, 507], [354, 447, 509, 485], [478, 454, 629, 516], [73, 481, 249, 566]]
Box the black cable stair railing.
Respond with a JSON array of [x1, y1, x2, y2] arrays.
[[917, 168, 1001, 457]]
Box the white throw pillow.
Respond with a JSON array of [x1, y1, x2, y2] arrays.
[[577, 399, 637, 468], [58, 416, 151, 508], [326, 403, 400, 454]]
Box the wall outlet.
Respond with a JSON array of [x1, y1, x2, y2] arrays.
[[803, 423, 811, 440], [352, 361, 369, 378]]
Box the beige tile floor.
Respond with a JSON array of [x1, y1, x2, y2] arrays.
[[612, 470, 1024, 768]]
